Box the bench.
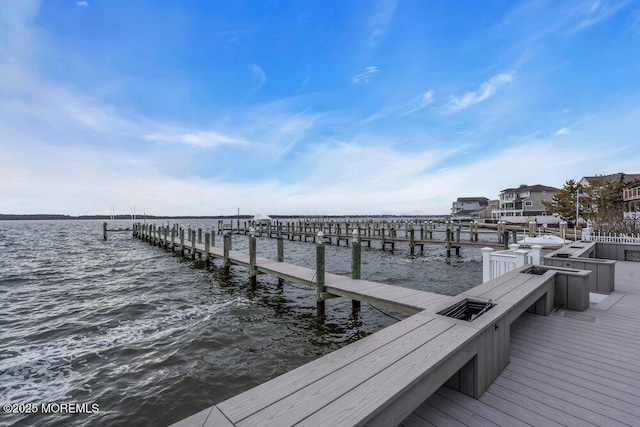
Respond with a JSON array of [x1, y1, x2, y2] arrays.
[[173, 267, 556, 427]]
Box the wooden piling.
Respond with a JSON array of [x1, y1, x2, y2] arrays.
[[316, 235, 325, 322], [277, 234, 284, 285], [204, 233, 211, 269], [503, 230, 510, 250], [249, 234, 257, 289], [351, 237, 361, 317], [103, 222, 107, 241], [223, 233, 231, 275]]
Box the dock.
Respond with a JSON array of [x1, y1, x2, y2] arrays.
[[129, 223, 639, 426]]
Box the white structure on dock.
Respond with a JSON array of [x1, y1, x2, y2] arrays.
[[481, 244, 543, 283]]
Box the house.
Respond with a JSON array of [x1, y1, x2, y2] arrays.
[[491, 184, 559, 223], [451, 197, 496, 219], [623, 179, 640, 220]]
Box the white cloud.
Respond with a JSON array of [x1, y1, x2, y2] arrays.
[[76, 1, 88, 7], [367, 0, 398, 48], [249, 64, 267, 93], [143, 131, 243, 148], [572, 0, 631, 32], [556, 127, 571, 135], [351, 66, 380, 84], [446, 73, 514, 113]]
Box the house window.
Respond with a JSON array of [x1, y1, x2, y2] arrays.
[[525, 201, 533, 207]]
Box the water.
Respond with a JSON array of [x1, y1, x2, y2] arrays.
[[0, 219, 487, 426]]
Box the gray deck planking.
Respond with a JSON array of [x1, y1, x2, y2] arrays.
[[227, 319, 472, 426], [410, 261, 640, 427]]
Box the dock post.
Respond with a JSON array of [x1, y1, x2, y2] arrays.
[[180, 228, 185, 256], [381, 228, 386, 251], [503, 230, 510, 250], [204, 233, 211, 269], [512, 229, 518, 245], [409, 226, 415, 256], [446, 227, 451, 257], [529, 221, 536, 238], [223, 233, 231, 275], [197, 228, 202, 244], [351, 230, 361, 317], [277, 234, 284, 286], [164, 226, 169, 250], [316, 231, 326, 322], [171, 228, 176, 252], [249, 228, 257, 289], [191, 230, 197, 260], [103, 222, 107, 241]]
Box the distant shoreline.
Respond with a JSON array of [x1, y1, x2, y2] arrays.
[[0, 213, 449, 221]]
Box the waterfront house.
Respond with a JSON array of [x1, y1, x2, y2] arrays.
[[450, 197, 494, 219], [623, 179, 640, 220], [491, 184, 559, 223]]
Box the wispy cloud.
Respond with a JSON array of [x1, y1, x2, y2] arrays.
[[367, 0, 398, 48], [446, 73, 513, 113], [76, 1, 88, 7], [571, 0, 631, 32], [556, 127, 571, 135], [351, 66, 380, 84], [249, 64, 267, 93], [143, 131, 243, 148]]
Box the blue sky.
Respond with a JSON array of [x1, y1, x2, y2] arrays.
[[1, 0, 639, 216]]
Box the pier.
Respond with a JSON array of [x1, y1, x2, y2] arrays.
[[215, 218, 536, 255], [129, 222, 639, 426]]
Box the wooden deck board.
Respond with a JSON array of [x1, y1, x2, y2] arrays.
[[217, 313, 439, 423], [233, 319, 459, 426], [297, 324, 477, 427]]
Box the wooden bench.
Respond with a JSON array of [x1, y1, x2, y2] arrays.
[[172, 267, 556, 427]]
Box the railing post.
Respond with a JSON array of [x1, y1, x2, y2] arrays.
[[531, 245, 543, 265], [515, 249, 529, 267], [316, 231, 326, 322], [481, 247, 494, 283]]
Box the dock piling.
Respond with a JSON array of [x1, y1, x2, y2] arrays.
[[316, 231, 326, 322], [351, 230, 361, 317], [249, 228, 257, 289], [103, 222, 107, 241], [223, 233, 231, 275]]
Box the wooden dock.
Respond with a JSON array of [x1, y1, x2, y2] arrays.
[[129, 223, 639, 426]]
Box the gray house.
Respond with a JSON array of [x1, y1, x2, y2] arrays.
[[491, 184, 559, 223], [451, 197, 492, 219]]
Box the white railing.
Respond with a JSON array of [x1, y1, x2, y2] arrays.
[[582, 228, 640, 244], [481, 244, 543, 283]]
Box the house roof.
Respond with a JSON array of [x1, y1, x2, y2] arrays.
[[456, 197, 489, 203], [500, 184, 559, 193], [582, 173, 640, 185]]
